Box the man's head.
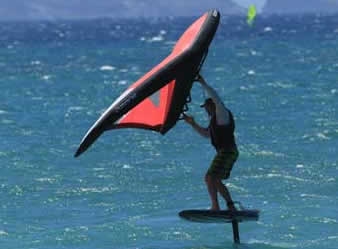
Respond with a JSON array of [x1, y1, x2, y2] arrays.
[[200, 98, 215, 116]]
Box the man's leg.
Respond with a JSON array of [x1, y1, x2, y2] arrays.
[[205, 174, 220, 210], [215, 178, 237, 211]]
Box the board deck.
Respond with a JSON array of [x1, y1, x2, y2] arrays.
[[179, 209, 259, 223]]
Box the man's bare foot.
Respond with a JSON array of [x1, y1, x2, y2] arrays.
[[210, 204, 220, 211]]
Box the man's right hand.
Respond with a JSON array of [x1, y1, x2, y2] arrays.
[[195, 74, 202, 82], [182, 113, 195, 125], [196, 74, 207, 85]]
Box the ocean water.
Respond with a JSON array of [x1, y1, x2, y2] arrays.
[[0, 13, 337, 249]]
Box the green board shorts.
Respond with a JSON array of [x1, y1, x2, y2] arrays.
[[207, 148, 239, 179]]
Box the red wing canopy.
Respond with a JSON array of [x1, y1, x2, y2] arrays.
[[110, 11, 218, 132], [115, 80, 176, 131], [74, 10, 220, 157]]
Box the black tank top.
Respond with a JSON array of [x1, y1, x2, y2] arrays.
[[209, 110, 236, 152]]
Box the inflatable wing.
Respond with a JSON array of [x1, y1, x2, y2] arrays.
[[247, 5, 256, 26], [74, 10, 220, 157]]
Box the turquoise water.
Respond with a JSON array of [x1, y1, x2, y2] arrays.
[[0, 14, 337, 248]]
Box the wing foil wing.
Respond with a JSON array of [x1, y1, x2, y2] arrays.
[[75, 10, 220, 157]]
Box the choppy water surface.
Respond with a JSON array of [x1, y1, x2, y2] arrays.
[[0, 14, 337, 249]]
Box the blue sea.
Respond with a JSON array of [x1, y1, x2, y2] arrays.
[[1, 13, 337, 249]]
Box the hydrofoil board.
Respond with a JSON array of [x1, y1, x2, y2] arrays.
[[179, 209, 259, 223]]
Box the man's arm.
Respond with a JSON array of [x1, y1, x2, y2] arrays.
[[183, 113, 209, 138], [198, 75, 230, 125]]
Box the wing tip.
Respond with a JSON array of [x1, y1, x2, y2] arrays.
[[74, 147, 83, 158]]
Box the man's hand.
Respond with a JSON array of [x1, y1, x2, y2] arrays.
[[182, 113, 195, 125], [195, 74, 202, 82], [183, 113, 209, 138], [195, 74, 206, 85]]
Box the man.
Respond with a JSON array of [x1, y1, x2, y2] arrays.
[[183, 74, 238, 211]]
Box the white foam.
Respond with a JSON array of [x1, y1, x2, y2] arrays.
[[66, 106, 84, 113], [264, 27, 273, 32], [0, 230, 8, 236], [149, 35, 164, 42], [31, 60, 41, 65], [267, 81, 295, 88], [42, 75, 52, 80], [248, 70, 256, 75], [100, 65, 115, 71], [317, 132, 330, 140], [35, 178, 56, 183], [118, 80, 128, 85], [123, 164, 132, 169]]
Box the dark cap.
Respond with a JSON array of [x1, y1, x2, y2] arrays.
[[200, 98, 214, 107]]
